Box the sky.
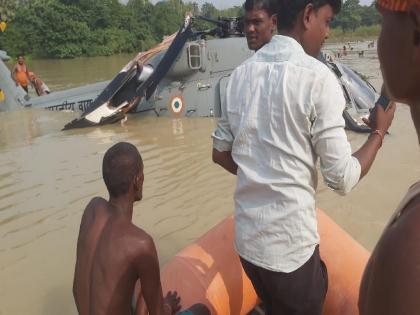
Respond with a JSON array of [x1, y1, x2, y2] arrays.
[[145, 0, 374, 10]]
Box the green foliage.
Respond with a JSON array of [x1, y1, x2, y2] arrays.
[[328, 25, 380, 42], [1, 0, 193, 58], [219, 6, 243, 18], [201, 2, 218, 19], [0, 0, 17, 22], [151, 1, 184, 39], [359, 3, 381, 26], [0, 0, 380, 59], [333, 0, 381, 32]]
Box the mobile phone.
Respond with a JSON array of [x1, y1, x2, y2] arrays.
[[376, 94, 392, 111], [367, 94, 391, 126]]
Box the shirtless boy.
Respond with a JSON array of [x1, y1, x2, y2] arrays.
[[73, 142, 209, 315]]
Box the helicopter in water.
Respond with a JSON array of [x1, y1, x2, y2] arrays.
[[0, 14, 377, 133], [64, 13, 376, 132]]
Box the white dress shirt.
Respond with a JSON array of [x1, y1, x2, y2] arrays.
[[212, 35, 361, 272]]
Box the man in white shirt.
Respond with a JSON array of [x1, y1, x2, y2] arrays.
[[212, 0, 395, 314]]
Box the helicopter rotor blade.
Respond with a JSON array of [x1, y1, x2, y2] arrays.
[[136, 15, 194, 100], [196, 15, 227, 27]]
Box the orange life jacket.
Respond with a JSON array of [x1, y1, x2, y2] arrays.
[[15, 64, 28, 87]]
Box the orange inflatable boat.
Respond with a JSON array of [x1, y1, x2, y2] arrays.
[[161, 209, 369, 315]]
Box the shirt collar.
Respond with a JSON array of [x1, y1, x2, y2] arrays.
[[252, 35, 306, 62]]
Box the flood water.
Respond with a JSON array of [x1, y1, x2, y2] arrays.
[[1, 46, 419, 315]]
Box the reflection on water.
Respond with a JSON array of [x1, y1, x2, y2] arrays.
[[0, 44, 419, 315]]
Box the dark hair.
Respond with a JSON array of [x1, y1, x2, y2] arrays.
[[277, 0, 341, 31], [244, 0, 278, 16], [102, 142, 143, 197]]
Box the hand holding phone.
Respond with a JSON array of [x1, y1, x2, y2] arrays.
[[364, 93, 395, 132], [376, 94, 392, 111]]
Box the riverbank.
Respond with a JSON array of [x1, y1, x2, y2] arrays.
[[328, 25, 380, 43]]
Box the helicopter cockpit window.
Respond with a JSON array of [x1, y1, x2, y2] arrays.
[[188, 44, 201, 70]]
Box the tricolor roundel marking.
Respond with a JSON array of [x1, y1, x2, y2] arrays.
[[168, 95, 185, 116]]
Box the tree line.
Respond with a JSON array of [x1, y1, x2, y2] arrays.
[[0, 0, 379, 59], [333, 0, 381, 32]]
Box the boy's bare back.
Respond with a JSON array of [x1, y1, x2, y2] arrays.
[[72, 142, 210, 315], [73, 197, 160, 315]]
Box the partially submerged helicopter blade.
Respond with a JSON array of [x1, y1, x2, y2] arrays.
[[63, 15, 193, 130], [137, 14, 194, 100], [63, 101, 129, 130]]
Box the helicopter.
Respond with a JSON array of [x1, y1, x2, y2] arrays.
[[63, 13, 376, 132], [0, 14, 376, 133]]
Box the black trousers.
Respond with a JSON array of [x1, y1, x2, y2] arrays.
[[240, 246, 328, 315]]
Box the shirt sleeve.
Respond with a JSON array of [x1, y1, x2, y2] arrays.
[[310, 71, 361, 195], [212, 79, 234, 152]]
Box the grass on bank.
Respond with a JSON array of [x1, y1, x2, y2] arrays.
[[328, 25, 381, 43]]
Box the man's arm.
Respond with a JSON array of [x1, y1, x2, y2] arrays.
[[311, 72, 394, 194], [360, 199, 420, 315], [72, 201, 97, 313], [211, 81, 236, 175], [134, 234, 180, 315], [212, 149, 237, 175], [354, 85, 395, 178], [25, 67, 31, 83], [353, 103, 395, 178]]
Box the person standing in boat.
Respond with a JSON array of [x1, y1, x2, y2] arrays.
[[212, 0, 395, 314], [73, 142, 209, 315], [11, 54, 30, 93], [359, 0, 420, 314]]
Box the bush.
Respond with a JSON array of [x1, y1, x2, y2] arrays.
[[328, 25, 381, 43]]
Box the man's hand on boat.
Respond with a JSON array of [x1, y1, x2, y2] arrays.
[[164, 290, 181, 315]]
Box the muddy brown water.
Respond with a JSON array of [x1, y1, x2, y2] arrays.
[[1, 45, 419, 314]]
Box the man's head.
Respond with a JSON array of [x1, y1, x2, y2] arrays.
[[277, 0, 342, 57], [102, 142, 144, 201], [376, 0, 420, 142], [244, 0, 278, 51], [376, 0, 420, 104], [17, 55, 25, 65], [28, 72, 36, 81]]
